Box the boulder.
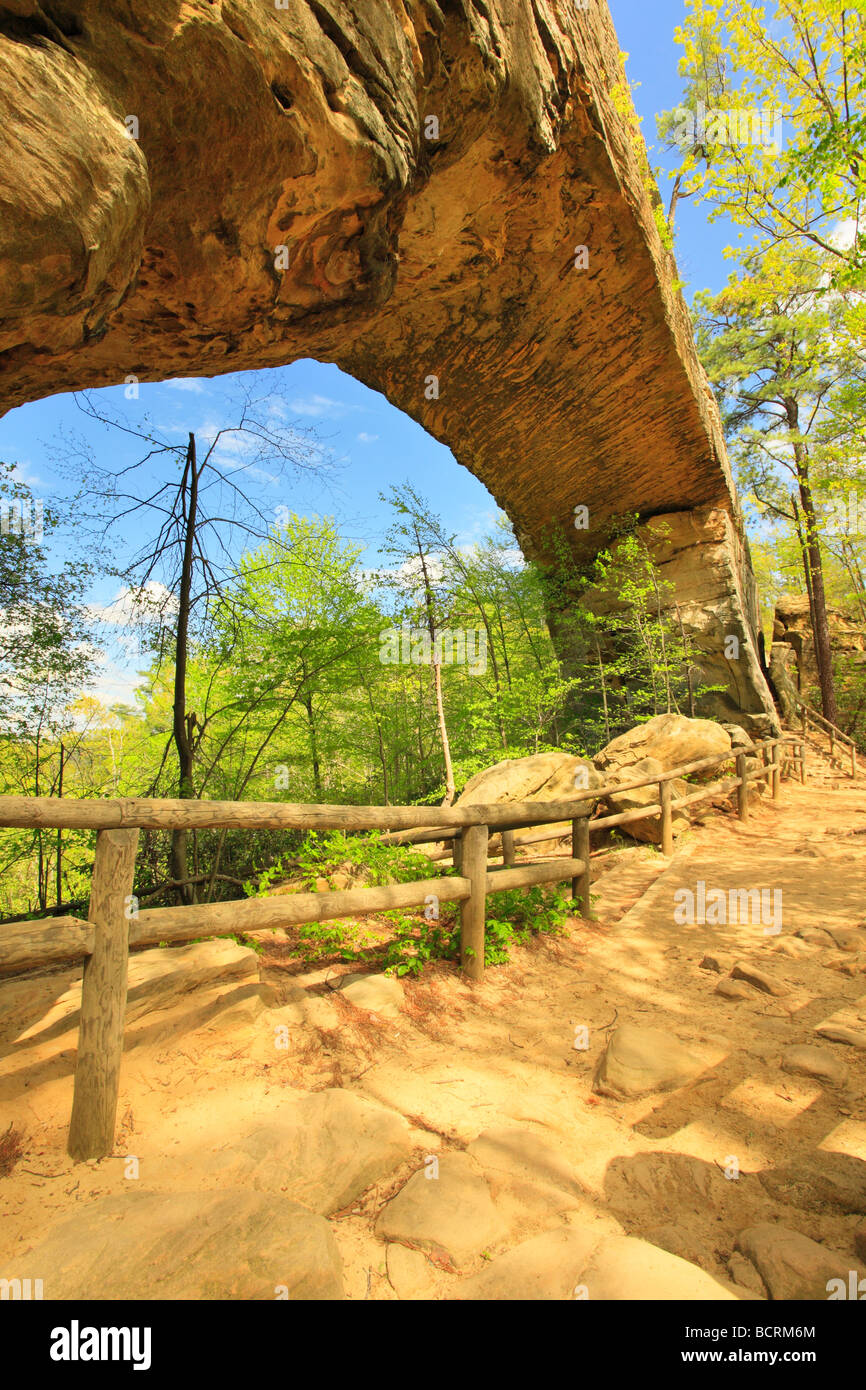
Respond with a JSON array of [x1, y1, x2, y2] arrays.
[[781, 1045, 849, 1087], [457, 1228, 742, 1301], [335, 971, 404, 1020], [815, 1023, 866, 1050], [730, 963, 790, 997], [715, 978, 756, 1000], [0, 1190, 343, 1300], [735, 1224, 860, 1301], [578, 1235, 741, 1300], [211, 1089, 412, 1215], [593, 714, 732, 776], [600, 756, 690, 844], [456, 1228, 602, 1300], [700, 951, 735, 974], [456, 752, 601, 846], [593, 1024, 708, 1100], [375, 1151, 508, 1268], [757, 1154, 866, 1215], [466, 1127, 587, 1222]]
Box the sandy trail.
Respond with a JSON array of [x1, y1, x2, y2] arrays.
[[1, 737, 864, 1299]]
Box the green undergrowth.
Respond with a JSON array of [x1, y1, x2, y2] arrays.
[[243, 830, 576, 976], [296, 882, 574, 977]]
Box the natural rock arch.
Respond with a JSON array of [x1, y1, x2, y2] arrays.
[[0, 0, 776, 725]]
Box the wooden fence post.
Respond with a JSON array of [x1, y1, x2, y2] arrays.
[[851, 743, 857, 779], [452, 832, 462, 873], [771, 745, 780, 801], [658, 779, 673, 857], [460, 823, 488, 981], [800, 741, 806, 784], [68, 828, 139, 1162], [829, 726, 836, 759], [501, 830, 516, 866], [736, 753, 749, 821], [572, 816, 592, 917]]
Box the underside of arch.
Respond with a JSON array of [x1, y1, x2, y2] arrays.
[[0, 0, 777, 726]]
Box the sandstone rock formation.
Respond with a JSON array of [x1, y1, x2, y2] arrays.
[[456, 748, 601, 846], [593, 713, 732, 775], [0, 0, 776, 723], [772, 594, 866, 704]]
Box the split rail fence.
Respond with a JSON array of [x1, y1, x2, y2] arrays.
[[0, 733, 803, 1161], [795, 696, 860, 778]]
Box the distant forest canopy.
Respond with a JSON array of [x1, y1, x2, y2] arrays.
[[0, 439, 722, 919]]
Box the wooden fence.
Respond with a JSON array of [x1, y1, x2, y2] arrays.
[[795, 696, 859, 778], [0, 734, 803, 1161]]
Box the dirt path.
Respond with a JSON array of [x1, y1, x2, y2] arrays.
[[2, 737, 864, 1299]]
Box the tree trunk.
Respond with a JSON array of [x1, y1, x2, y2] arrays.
[[414, 525, 456, 806], [303, 687, 322, 798], [788, 418, 837, 724], [170, 433, 199, 904]]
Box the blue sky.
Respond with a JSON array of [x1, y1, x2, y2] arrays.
[[0, 1, 744, 704]]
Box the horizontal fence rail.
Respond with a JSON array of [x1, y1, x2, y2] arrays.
[[795, 696, 859, 777], [0, 733, 804, 1160]]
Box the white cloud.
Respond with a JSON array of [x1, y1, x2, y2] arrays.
[[289, 394, 345, 418], [164, 378, 207, 394], [89, 581, 176, 628], [80, 655, 148, 710], [829, 217, 859, 253], [7, 460, 43, 489], [357, 432, 379, 443]]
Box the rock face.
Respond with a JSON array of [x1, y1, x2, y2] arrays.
[[773, 594, 866, 702], [0, 1, 775, 725]]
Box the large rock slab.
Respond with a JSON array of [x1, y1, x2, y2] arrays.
[[757, 1154, 866, 1215], [15, 938, 265, 1047], [212, 1089, 412, 1215], [735, 1224, 861, 1301], [781, 1045, 849, 1087], [457, 1228, 602, 1300], [335, 972, 404, 1020], [593, 715, 732, 776], [593, 1024, 708, 1100], [466, 1127, 587, 1223], [579, 1235, 741, 1300], [0, 1190, 343, 1300], [375, 1151, 507, 1268]]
